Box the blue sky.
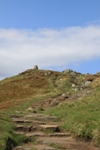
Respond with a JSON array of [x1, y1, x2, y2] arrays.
[[0, 0, 100, 79]]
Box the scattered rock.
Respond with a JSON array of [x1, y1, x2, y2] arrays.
[[72, 83, 76, 88], [62, 69, 73, 74], [26, 107, 34, 112], [61, 93, 68, 98], [85, 81, 91, 86], [45, 71, 52, 76], [45, 73, 48, 76], [50, 99, 59, 107], [70, 71, 76, 75], [86, 91, 91, 94], [74, 88, 78, 92], [62, 69, 81, 75]]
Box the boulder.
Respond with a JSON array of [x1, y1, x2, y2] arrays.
[[62, 69, 81, 75], [62, 69, 73, 74], [70, 72, 76, 75], [72, 83, 76, 88], [85, 81, 91, 86]]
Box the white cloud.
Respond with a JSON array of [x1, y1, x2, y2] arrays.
[[0, 25, 100, 80]]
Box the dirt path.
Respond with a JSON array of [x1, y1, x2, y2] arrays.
[[11, 113, 99, 150]]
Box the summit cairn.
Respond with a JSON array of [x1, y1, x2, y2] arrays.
[[34, 65, 38, 70]]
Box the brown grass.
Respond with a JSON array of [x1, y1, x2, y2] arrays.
[[0, 69, 60, 109]]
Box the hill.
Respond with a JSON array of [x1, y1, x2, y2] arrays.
[[0, 68, 82, 109], [0, 67, 100, 149]]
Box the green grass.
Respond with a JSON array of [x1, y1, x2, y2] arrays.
[[0, 108, 27, 150], [0, 92, 62, 150], [44, 87, 100, 147], [0, 111, 27, 150], [0, 96, 40, 150], [49, 143, 66, 149]]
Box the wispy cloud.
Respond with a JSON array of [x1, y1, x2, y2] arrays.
[[0, 25, 100, 79]]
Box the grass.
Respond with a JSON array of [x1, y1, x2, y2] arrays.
[[0, 69, 100, 149], [0, 92, 62, 150], [0, 110, 27, 150], [0, 69, 61, 109], [49, 143, 66, 149], [44, 87, 100, 147], [0, 95, 42, 150]]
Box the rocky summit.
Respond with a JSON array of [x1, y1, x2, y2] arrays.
[[0, 68, 100, 150]]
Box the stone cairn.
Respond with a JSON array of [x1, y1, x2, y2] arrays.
[[34, 65, 38, 70]]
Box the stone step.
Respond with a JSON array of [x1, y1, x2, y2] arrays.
[[10, 114, 21, 118], [39, 124, 60, 132], [11, 118, 32, 123], [15, 124, 61, 133], [12, 144, 56, 150], [14, 131, 25, 135], [33, 120, 46, 125], [15, 124, 37, 132], [14, 130, 71, 138], [25, 131, 71, 138], [24, 114, 59, 122], [48, 132, 71, 137], [33, 144, 57, 150], [15, 124, 24, 131], [25, 131, 46, 137]]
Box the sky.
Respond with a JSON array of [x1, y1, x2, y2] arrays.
[[0, 0, 100, 80]]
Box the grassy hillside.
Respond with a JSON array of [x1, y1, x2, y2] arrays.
[[0, 68, 100, 149], [45, 86, 100, 146], [0, 68, 79, 109], [0, 69, 60, 109]]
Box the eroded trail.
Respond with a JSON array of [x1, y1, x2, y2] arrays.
[[11, 113, 99, 150]]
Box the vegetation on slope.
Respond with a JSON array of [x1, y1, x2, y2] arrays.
[[0, 69, 61, 109], [0, 68, 100, 149], [45, 86, 100, 146], [0, 108, 25, 150]]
